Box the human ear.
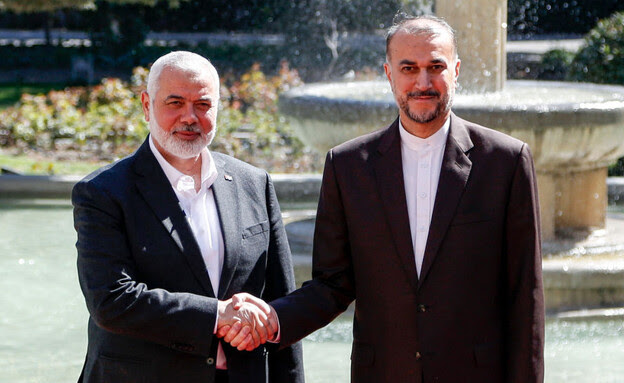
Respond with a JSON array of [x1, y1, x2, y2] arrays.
[[140, 92, 151, 121], [384, 62, 393, 83]]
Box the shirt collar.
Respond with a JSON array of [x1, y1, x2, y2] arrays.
[[399, 117, 450, 151], [149, 135, 218, 193]]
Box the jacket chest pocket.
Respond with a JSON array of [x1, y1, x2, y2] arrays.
[[237, 221, 270, 270], [242, 220, 269, 240], [241, 221, 270, 254]]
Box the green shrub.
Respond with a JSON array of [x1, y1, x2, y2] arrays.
[[508, 0, 624, 37], [537, 49, 574, 80], [0, 75, 147, 155], [609, 158, 624, 177], [568, 11, 624, 85], [213, 61, 320, 172], [0, 64, 322, 173], [0, 83, 66, 107]]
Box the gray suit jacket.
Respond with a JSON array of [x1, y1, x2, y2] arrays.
[[73, 138, 303, 383], [272, 113, 544, 383]]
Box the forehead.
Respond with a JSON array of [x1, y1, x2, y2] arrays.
[[388, 29, 455, 63], [156, 66, 218, 98]]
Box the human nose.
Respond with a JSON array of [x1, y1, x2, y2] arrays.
[[414, 70, 431, 90], [179, 103, 199, 124]]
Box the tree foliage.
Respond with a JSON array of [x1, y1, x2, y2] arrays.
[[0, 0, 93, 13], [507, 0, 624, 37], [568, 11, 624, 85], [0, 0, 185, 13]]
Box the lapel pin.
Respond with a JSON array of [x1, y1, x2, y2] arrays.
[[224, 174, 233, 181]]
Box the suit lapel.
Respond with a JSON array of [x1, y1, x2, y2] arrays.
[[211, 156, 242, 299], [133, 138, 216, 297], [418, 114, 473, 287], [373, 120, 419, 290]]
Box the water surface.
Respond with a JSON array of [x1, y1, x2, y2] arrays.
[[1, 200, 622, 382], [296, 80, 624, 108]]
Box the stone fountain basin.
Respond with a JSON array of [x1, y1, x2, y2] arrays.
[[279, 80, 624, 173], [279, 79, 624, 239]]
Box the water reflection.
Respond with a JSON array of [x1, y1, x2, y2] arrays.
[[1, 200, 623, 382], [0, 200, 87, 383], [303, 315, 624, 383]]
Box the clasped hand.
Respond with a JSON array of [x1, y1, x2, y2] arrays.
[[216, 293, 278, 351]]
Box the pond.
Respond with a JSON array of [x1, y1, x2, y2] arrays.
[[1, 199, 623, 382]]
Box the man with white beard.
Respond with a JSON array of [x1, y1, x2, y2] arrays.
[[72, 51, 304, 383]]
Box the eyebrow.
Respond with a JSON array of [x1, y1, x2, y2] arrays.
[[164, 95, 214, 103], [398, 58, 448, 66], [164, 95, 184, 102]]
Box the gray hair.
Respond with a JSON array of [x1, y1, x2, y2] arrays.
[[385, 13, 458, 62], [146, 51, 219, 97]]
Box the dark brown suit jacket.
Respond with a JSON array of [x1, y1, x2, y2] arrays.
[[272, 113, 544, 382]]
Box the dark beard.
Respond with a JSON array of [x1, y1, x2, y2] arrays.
[[399, 90, 453, 124]]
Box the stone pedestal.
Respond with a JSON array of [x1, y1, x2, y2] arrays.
[[436, 0, 507, 93], [538, 168, 608, 240], [536, 173, 556, 240], [555, 168, 607, 232]]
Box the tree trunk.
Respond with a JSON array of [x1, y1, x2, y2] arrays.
[[44, 12, 53, 46]]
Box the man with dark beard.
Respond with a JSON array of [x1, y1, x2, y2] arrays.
[[223, 15, 545, 383], [72, 51, 303, 383]]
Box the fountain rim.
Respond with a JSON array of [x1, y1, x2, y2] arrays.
[[280, 80, 624, 114]]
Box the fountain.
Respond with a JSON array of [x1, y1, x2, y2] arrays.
[[280, 1, 624, 241], [279, 0, 624, 311]]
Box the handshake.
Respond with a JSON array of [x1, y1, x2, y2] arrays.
[[216, 293, 279, 351]]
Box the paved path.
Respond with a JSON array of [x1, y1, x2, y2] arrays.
[[0, 29, 584, 54], [506, 38, 583, 54], [0, 29, 284, 47]]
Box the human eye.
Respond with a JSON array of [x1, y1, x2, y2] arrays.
[[430, 64, 446, 73], [195, 101, 212, 111], [166, 99, 183, 107]]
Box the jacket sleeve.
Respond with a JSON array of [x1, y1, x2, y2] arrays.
[[262, 173, 305, 383], [73, 179, 218, 356], [271, 150, 356, 347], [504, 144, 545, 382]]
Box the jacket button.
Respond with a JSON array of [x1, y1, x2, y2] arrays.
[[206, 357, 215, 365], [417, 304, 427, 312], [415, 351, 422, 360]]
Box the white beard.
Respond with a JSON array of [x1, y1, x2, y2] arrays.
[[149, 109, 215, 159]]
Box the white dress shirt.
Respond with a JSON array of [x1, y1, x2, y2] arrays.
[[399, 118, 449, 276], [148, 136, 229, 368]]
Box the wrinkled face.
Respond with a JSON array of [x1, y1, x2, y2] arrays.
[[141, 66, 219, 159], [384, 29, 460, 137]]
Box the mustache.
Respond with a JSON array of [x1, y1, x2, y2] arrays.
[[407, 90, 440, 98], [172, 124, 202, 133]]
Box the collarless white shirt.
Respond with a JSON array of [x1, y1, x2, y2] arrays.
[[399, 118, 450, 276], [149, 136, 229, 369]]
